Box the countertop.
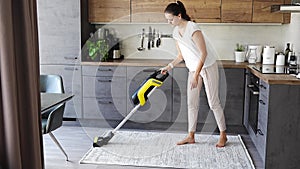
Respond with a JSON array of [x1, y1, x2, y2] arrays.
[[81, 59, 248, 68], [81, 59, 300, 85], [247, 65, 300, 85]]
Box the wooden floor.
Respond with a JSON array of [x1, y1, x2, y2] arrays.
[[43, 121, 263, 169]]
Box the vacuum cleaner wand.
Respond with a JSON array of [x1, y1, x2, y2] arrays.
[[93, 70, 168, 147]]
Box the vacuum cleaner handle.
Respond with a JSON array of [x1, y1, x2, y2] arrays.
[[151, 69, 169, 82]]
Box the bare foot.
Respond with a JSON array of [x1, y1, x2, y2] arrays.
[[176, 137, 195, 145], [216, 136, 227, 148]]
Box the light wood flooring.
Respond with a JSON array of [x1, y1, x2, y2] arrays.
[[43, 121, 263, 169]]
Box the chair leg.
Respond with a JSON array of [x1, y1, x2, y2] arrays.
[[49, 132, 69, 161]]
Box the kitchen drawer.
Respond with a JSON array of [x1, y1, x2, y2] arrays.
[[83, 76, 126, 98], [259, 80, 269, 98], [82, 65, 126, 77], [83, 97, 126, 120]]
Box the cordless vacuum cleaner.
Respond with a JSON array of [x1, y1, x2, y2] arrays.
[[93, 70, 169, 147]]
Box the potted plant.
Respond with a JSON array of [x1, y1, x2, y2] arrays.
[[234, 43, 246, 62], [86, 39, 109, 62]]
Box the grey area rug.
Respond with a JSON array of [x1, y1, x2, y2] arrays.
[[80, 131, 255, 169]]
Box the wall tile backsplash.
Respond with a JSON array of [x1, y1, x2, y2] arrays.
[[93, 14, 299, 61]]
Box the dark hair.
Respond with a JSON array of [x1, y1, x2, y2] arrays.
[[164, 1, 191, 21]]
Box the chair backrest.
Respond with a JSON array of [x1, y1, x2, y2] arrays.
[[40, 74, 65, 93], [40, 74, 66, 133]]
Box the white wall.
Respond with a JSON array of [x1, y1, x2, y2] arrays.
[[285, 13, 300, 64], [93, 16, 300, 61]]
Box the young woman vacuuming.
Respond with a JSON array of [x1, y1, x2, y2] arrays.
[[161, 1, 227, 147]]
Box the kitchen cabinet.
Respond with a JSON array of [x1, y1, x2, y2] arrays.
[[131, 0, 174, 23], [221, 68, 245, 125], [126, 66, 173, 123], [221, 0, 252, 23], [88, 0, 130, 23], [172, 67, 188, 123], [88, 0, 290, 23], [252, 0, 290, 23], [82, 65, 127, 120], [38, 0, 81, 119], [181, 0, 221, 23], [38, 0, 80, 65], [172, 67, 245, 126], [244, 70, 300, 169]]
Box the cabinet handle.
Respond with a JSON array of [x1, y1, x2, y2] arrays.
[[259, 100, 266, 105], [257, 129, 264, 136], [98, 68, 112, 72], [249, 88, 259, 95], [64, 67, 79, 71], [97, 79, 112, 82], [64, 56, 78, 60], [259, 84, 267, 89], [247, 84, 254, 88], [97, 101, 113, 104]]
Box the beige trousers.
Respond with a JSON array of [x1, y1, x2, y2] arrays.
[[187, 62, 226, 132]]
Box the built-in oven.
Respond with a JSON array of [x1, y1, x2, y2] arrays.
[[247, 72, 260, 134]]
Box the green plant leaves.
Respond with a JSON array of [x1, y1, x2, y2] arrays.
[[86, 39, 109, 61], [236, 43, 245, 52]]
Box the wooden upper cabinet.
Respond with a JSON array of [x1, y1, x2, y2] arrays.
[[131, 0, 174, 23], [88, 0, 290, 24], [252, 0, 290, 23], [88, 0, 130, 23], [181, 0, 221, 23], [221, 0, 253, 23]]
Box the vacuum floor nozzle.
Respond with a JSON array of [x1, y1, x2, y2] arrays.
[[93, 131, 114, 147]]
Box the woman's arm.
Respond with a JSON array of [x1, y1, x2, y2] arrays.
[[161, 42, 184, 73], [190, 30, 207, 88]]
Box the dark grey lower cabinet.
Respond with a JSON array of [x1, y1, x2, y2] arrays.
[[244, 71, 300, 169], [40, 65, 82, 119], [263, 84, 300, 169], [81, 65, 245, 129], [82, 65, 127, 120], [172, 67, 245, 127]]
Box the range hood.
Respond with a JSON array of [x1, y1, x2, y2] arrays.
[[271, 4, 300, 13]]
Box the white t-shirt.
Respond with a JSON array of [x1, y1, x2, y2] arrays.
[[173, 21, 216, 71]]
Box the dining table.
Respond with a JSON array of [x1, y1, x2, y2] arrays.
[[40, 93, 74, 114]]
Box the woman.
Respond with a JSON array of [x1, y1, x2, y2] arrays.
[[161, 1, 227, 147]]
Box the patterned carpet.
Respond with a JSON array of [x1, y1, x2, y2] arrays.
[[80, 130, 254, 169]]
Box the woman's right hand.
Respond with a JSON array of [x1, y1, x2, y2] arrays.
[[160, 66, 169, 75]]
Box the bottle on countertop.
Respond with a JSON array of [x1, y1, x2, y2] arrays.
[[284, 43, 291, 66]]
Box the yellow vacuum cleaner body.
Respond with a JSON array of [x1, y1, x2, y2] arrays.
[[137, 78, 163, 106], [131, 70, 168, 106]]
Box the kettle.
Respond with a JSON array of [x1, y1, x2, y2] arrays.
[[247, 45, 262, 62], [113, 50, 121, 59]]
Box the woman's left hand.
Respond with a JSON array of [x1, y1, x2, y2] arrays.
[[190, 74, 199, 89]]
